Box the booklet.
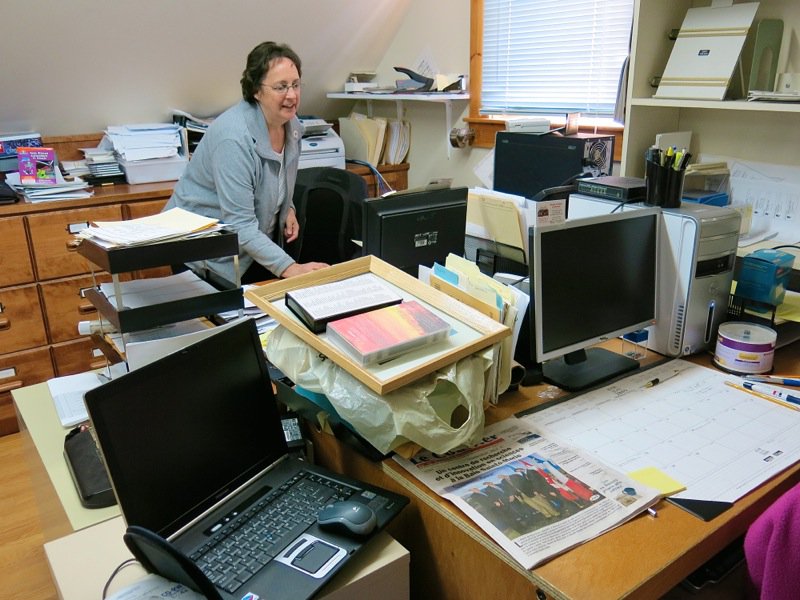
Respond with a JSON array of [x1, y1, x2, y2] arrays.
[[393, 418, 660, 570]]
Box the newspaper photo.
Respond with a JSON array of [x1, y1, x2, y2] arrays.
[[393, 418, 660, 570]]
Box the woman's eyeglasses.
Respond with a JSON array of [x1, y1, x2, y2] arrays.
[[262, 81, 302, 94]]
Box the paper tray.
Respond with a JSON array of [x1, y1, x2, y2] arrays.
[[246, 256, 510, 395]]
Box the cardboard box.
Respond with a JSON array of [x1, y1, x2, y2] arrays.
[[735, 248, 795, 305]]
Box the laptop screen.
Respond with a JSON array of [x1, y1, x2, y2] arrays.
[[86, 319, 288, 538]]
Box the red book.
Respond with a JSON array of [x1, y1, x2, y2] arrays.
[[326, 300, 450, 366]]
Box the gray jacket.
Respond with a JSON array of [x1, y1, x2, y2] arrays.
[[164, 99, 301, 281]]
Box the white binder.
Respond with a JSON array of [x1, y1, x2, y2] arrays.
[[655, 2, 760, 101]]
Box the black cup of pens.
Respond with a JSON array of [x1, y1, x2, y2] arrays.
[[644, 147, 690, 208]]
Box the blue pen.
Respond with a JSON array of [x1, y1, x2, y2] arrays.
[[742, 381, 800, 406], [744, 375, 800, 387]]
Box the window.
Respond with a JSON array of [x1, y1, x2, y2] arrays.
[[468, 0, 633, 151]]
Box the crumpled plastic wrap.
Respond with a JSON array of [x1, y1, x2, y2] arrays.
[[266, 326, 492, 455]]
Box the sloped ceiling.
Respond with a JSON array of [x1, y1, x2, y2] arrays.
[[0, 0, 412, 135]]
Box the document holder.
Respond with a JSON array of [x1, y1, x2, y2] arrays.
[[655, 3, 759, 101]]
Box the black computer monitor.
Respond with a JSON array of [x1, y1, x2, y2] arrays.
[[528, 208, 659, 391], [361, 186, 468, 275]]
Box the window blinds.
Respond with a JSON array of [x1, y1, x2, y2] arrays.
[[481, 0, 633, 116]]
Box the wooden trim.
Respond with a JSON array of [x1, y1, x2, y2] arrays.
[[469, 0, 484, 120], [464, 116, 625, 162], [42, 133, 104, 162]]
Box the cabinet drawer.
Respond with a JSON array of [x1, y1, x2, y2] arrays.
[[124, 198, 168, 220], [0, 346, 55, 436], [0, 216, 35, 287], [27, 205, 123, 280], [40, 273, 114, 344], [0, 284, 47, 353], [51, 338, 107, 376]]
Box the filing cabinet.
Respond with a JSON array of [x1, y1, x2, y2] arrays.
[[0, 183, 173, 435]]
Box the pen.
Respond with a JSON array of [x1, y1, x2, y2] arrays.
[[742, 381, 800, 406], [744, 375, 800, 387], [647, 507, 658, 518], [643, 370, 680, 388], [724, 381, 800, 411]]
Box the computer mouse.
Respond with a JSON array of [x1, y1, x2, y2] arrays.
[[317, 500, 377, 536]]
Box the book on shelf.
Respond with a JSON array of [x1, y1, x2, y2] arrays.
[[284, 272, 402, 334], [326, 300, 450, 366], [17, 146, 56, 184]]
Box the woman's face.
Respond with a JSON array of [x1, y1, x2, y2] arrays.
[[255, 57, 301, 126]]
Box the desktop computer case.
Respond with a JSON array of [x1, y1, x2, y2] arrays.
[[569, 195, 741, 357]]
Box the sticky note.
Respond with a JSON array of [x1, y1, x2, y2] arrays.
[[627, 467, 686, 496]]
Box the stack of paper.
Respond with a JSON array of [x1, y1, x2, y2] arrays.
[[383, 119, 411, 165], [77, 206, 220, 247], [105, 123, 184, 162], [423, 254, 529, 401], [4, 167, 93, 202]]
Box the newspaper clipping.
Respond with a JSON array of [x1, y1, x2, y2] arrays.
[[393, 418, 660, 570]]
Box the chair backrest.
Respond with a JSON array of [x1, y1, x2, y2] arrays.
[[287, 167, 368, 265]]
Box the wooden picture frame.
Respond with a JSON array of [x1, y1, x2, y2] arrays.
[[245, 256, 510, 394]]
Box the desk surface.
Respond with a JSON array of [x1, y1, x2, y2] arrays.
[[308, 339, 800, 600], [12, 338, 800, 599], [13, 382, 120, 538]]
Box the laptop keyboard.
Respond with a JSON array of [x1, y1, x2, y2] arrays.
[[191, 471, 355, 594]]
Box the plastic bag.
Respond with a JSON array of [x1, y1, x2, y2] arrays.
[[266, 326, 492, 455]]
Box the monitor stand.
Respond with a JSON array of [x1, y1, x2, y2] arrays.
[[542, 347, 639, 392]]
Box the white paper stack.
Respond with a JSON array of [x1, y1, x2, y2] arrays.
[[4, 167, 93, 202], [105, 123, 184, 161], [77, 207, 220, 247]]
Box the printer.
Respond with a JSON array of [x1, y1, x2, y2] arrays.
[[298, 117, 345, 170]]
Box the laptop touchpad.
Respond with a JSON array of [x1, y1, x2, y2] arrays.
[[276, 534, 347, 577]]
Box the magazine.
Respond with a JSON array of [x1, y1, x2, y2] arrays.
[[393, 418, 660, 570]]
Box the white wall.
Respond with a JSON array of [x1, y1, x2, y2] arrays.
[[0, 0, 484, 188], [0, 0, 411, 134], [340, 0, 490, 188]]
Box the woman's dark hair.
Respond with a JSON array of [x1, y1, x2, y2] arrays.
[[240, 41, 302, 103]]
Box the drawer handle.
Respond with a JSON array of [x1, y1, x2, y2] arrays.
[[78, 302, 97, 315], [0, 380, 23, 394], [66, 237, 82, 251], [0, 316, 9, 331]]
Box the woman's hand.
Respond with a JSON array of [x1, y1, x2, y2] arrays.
[[284, 209, 300, 243], [281, 261, 329, 278]]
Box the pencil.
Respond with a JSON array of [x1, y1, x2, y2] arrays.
[[724, 381, 800, 411]]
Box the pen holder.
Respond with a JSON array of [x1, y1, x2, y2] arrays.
[[645, 159, 685, 208]]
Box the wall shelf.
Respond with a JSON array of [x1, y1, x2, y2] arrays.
[[327, 92, 470, 158]]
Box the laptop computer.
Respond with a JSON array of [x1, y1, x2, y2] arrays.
[[85, 318, 408, 600]]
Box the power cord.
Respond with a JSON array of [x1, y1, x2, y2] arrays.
[[102, 558, 139, 599], [345, 159, 394, 196]]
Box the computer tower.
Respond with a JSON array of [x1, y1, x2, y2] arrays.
[[651, 203, 741, 356], [493, 132, 615, 199], [568, 195, 741, 357]]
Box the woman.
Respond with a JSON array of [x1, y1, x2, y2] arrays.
[[164, 41, 328, 283]]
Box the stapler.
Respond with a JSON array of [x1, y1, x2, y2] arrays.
[[394, 67, 433, 92]]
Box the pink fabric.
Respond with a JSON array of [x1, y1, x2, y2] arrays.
[[744, 482, 800, 600]]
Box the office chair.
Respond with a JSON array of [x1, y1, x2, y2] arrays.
[[287, 167, 368, 265]]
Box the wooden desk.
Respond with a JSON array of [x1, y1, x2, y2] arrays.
[[306, 339, 800, 600]]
